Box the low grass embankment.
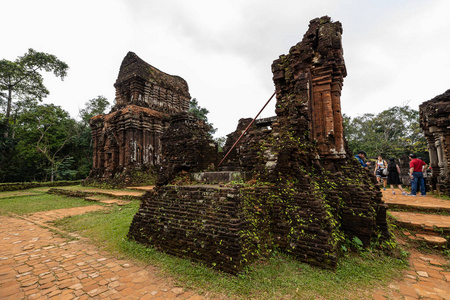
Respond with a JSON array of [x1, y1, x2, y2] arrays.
[[0, 188, 409, 299], [0, 188, 99, 216]]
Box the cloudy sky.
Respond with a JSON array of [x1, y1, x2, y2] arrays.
[[2, 0, 449, 138]]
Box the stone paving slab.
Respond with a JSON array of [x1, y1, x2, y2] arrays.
[[0, 215, 212, 299], [403, 231, 448, 246], [84, 197, 131, 206], [2, 189, 449, 299], [126, 186, 155, 192], [76, 188, 145, 198]]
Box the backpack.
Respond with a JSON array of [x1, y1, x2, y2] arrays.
[[387, 161, 397, 172]]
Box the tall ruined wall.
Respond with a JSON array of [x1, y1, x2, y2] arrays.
[[88, 52, 191, 184], [271, 16, 346, 161], [267, 16, 386, 250], [420, 90, 450, 194]]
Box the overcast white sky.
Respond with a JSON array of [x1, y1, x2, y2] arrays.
[[2, 0, 450, 138]]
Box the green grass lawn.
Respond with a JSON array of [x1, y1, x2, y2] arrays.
[[0, 190, 102, 215], [50, 200, 409, 299]]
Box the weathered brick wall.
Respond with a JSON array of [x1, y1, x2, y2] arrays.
[[89, 105, 166, 176], [128, 185, 250, 274], [420, 90, 450, 194], [113, 52, 190, 115], [129, 167, 387, 273], [128, 184, 338, 273]]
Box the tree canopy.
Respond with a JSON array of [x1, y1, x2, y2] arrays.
[[189, 98, 217, 135], [0, 96, 110, 182], [343, 104, 428, 161], [0, 48, 68, 135]]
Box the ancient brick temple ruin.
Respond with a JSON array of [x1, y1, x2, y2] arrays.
[[87, 52, 192, 184], [128, 16, 389, 274], [420, 90, 450, 195]]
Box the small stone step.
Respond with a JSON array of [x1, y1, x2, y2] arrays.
[[390, 211, 450, 234], [382, 190, 450, 213], [127, 186, 155, 192], [406, 233, 447, 246], [85, 196, 102, 202], [99, 199, 130, 206]]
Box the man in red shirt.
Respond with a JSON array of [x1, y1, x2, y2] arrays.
[[408, 153, 427, 196]]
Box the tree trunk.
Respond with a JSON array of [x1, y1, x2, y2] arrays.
[[3, 87, 12, 138]]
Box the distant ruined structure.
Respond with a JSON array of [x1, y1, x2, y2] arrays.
[[128, 16, 389, 273], [420, 90, 450, 195], [88, 52, 191, 184]]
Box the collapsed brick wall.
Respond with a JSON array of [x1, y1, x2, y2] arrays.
[[420, 90, 450, 195], [271, 16, 346, 161], [220, 117, 275, 172], [128, 16, 389, 273], [88, 52, 191, 183], [157, 112, 219, 186]]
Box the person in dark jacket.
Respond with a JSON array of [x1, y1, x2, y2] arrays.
[[386, 157, 407, 195]]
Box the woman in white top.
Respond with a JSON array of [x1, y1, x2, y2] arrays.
[[374, 155, 388, 190]]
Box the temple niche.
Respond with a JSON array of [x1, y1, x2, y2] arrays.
[[88, 52, 191, 184], [420, 90, 450, 195]]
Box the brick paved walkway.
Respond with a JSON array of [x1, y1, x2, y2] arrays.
[[0, 211, 209, 300], [372, 248, 450, 299]]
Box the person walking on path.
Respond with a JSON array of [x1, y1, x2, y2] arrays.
[[408, 153, 427, 196], [355, 151, 371, 169], [374, 155, 388, 190], [386, 157, 407, 195], [417, 157, 429, 194]]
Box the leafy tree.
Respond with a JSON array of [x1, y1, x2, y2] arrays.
[[214, 136, 227, 152], [189, 98, 217, 135], [189, 98, 210, 122], [13, 103, 76, 182], [71, 96, 110, 178], [78, 95, 110, 124], [0, 49, 68, 136], [343, 104, 428, 160]]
